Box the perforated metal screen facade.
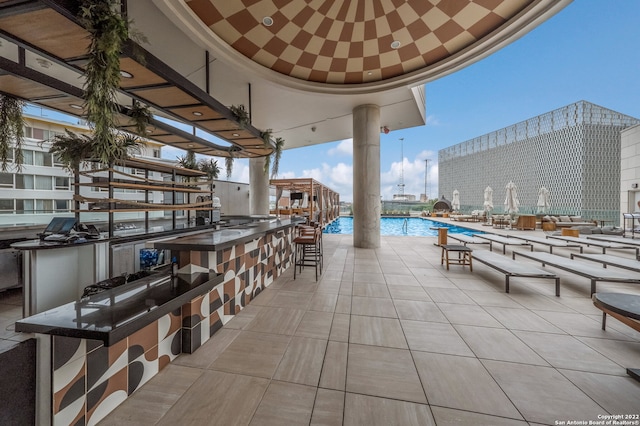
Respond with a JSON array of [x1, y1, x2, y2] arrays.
[[438, 101, 640, 224]]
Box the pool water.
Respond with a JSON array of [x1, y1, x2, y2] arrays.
[[323, 217, 482, 237]]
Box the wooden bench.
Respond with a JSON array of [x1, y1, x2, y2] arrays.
[[592, 292, 640, 382], [569, 253, 640, 273], [512, 251, 640, 295], [473, 250, 560, 295], [473, 234, 533, 255], [447, 234, 491, 246], [509, 235, 583, 254], [547, 235, 639, 257]]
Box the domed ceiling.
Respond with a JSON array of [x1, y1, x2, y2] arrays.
[[185, 0, 535, 85]]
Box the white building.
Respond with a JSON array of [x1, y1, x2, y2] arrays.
[[0, 115, 164, 227]]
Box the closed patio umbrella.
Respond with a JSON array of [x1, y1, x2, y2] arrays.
[[537, 186, 550, 214], [483, 186, 494, 213], [452, 189, 460, 211], [504, 181, 519, 214]]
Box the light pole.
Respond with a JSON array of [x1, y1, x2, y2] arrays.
[[424, 159, 428, 201], [398, 138, 405, 198]]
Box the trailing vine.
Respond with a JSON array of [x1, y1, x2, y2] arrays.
[[0, 94, 25, 171], [78, 0, 129, 166], [225, 151, 235, 180], [270, 137, 285, 178], [127, 100, 152, 136]]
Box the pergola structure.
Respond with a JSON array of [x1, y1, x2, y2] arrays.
[[270, 178, 339, 228], [0, 0, 572, 247]]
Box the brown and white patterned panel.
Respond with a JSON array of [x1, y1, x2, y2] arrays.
[[186, 0, 533, 84], [52, 337, 90, 426], [127, 322, 160, 395], [181, 293, 211, 353], [158, 308, 183, 369], [85, 339, 129, 425]]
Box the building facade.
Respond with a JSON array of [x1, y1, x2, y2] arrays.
[[0, 115, 163, 227], [438, 101, 640, 224]]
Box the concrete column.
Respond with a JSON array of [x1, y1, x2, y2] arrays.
[[249, 157, 270, 215], [353, 104, 380, 248]]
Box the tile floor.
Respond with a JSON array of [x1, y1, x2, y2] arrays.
[[94, 230, 640, 425], [0, 287, 27, 353], [3, 225, 639, 425]]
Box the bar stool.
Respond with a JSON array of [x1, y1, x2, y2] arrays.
[[293, 226, 322, 280], [440, 244, 473, 271]]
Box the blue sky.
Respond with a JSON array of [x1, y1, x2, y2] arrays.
[[26, 0, 640, 203], [269, 0, 640, 202]]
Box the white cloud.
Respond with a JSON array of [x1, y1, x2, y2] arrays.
[[328, 139, 353, 156]]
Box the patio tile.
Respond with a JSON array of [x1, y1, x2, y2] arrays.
[[174, 328, 241, 369], [430, 406, 527, 426], [401, 320, 473, 356], [425, 288, 476, 304], [339, 281, 353, 295], [346, 344, 426, 403], [353, 271, 385, 283], [393, 300, 447, 323], [310, 389, 344, 426], [448, 277, 495, 291], [223, 304, 263, 330], [250, 287, 279, 306], [387, 285, 431, 300], [413, 352, 522, 420], [349, 315, 408, 349], [319, 341, 348, 391], [335, 295, 351, 314], [316, 279, 341, 294], [157, 370, 269, 426], [295, 310, 333, 340], [309, 292, 338, 312], [514, 330, 626, 375], [343, 393, 434, 426], [505, 293, 573, 312], [351, 296, 398, 318], [482, 360, 605, 425], [577, 336, 640, 368], [483, 306, 564, 333], [249, 381, 316, 426], [454, 325, 548, 366], [245, 307, 306, 335], [264, 290, 313, 309], [328, 313, 349, 342], [437, 303, 504, 327], [533, 309, 635, 340], [463, 290, 523, 308], [560, 369, 640, 415], [274, 336, 327, 386], [209, 331, 290, 378], [352, 283, 390, 298], [385, 274, 421, 286]]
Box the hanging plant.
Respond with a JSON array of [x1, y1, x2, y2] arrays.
[[177, 150, 197, 170], [198, 158, 220, 180], [48, 130, 142, 172], [260, 128, 272, 146], [0, 94, 25, 171], [229, 104, 250, 129], [47, 130, 95, 172], [225, 151, 235, 180], [127, 100, 152, 136], [78, 0, 129, 166], [270, 137, 285, 179]]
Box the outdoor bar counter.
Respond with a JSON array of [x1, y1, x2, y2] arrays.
[[13, 218, 300, 425]]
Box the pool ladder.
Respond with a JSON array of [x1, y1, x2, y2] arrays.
[[402, 218, 408, 234]]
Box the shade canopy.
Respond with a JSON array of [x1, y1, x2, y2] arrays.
[[504, 181, 520, 214]]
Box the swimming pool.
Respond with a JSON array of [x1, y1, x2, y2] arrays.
[[323, 217, 482, 237]]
